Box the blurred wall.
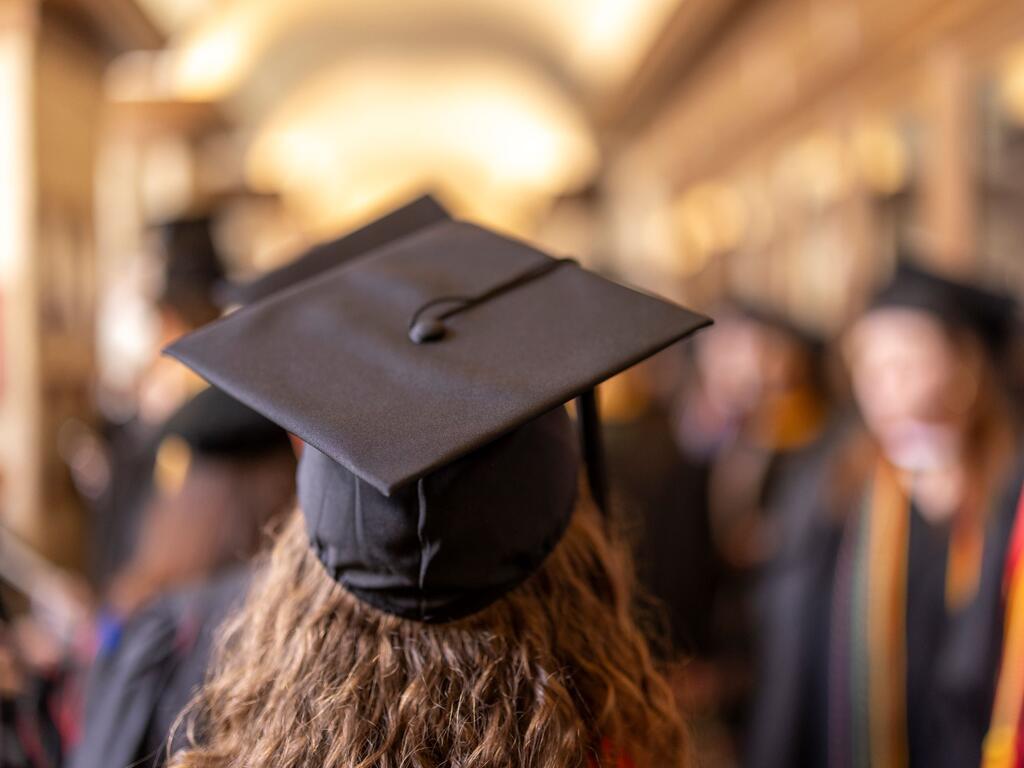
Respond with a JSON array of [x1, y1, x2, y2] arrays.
[[0, 0, 159, 564], [608, 0, 1024, 328]]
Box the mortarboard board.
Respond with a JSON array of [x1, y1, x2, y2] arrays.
[[166, 219, 710, 621], [215, 194, 450, 308], [869, 257, 1019, 354]]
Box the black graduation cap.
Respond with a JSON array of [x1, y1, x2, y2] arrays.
[[153, 215, 226, 309], [869, 258, 1019, 353], [160, 385, 292, 460], [215, 194, 450, 307], [725, 296, 825, 351], [166, 219, 710, 621]]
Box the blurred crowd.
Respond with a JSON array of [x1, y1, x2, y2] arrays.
[[0, 196, 1022, 768]]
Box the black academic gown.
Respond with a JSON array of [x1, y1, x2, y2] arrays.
[[91, 418, 161, 590], [71, 568, 250, 768], [604, 406, 717, 659], [746, 452, 1021, 768]]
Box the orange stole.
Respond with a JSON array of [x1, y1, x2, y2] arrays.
[[866, 461, 910, 768], [983, 486, 1024, 768]]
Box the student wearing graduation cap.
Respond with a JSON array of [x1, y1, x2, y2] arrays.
[[85, 214, 230, 596], [71, 196, 454, 768], [747, 258, 1023, 768], [675, 299, 835, 754], [161, 217, 710, 767], [72, 386, 295, 768]]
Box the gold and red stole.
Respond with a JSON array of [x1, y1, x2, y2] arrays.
[[984, 487, 1024, 768], [830, 460, 987, 768]]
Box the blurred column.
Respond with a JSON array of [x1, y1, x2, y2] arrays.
[[918, 46, 978, 274], [0, 0, 39, 534]]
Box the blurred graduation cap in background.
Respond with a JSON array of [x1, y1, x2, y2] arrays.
[[152, 214, 227, 326], [869, 256, 1020, 354], [215, 194, 450, 308], [159, 385, 293, 461]]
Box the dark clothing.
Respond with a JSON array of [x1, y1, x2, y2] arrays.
[[604, 407, 716, 659], [747, 448, 1020, 768], [712, 426, 838, 743], [904, 508, 951, 766], [91, 418, 160, 590], [71, 569, 250, 768]]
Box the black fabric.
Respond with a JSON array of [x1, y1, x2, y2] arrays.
[[724, 296, 825, 351], [167, 220, 711, 495], [301, 407, 578, 622], [71, 568, 251, 768], [904, 507, 950, 767], [160, 385, 291, 459], [90, 417, 161, 589], [166, 218, 710, 622], [154, 215, 225, 307], [216, 195, 450, 307], [604, 406, 717, 658], [745, 419, 855, 768], [870, 258, 1019, 353], [746, 439, 1020, 768]]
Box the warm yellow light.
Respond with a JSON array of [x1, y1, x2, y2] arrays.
[[800, 133, 850, 206], [1000, 45, 1024, 126], [850, 118, 908, 195], [171, 20, 252, 100], [165, 0, 683, 100], [0, 10, 41, 527], [674, 181, 747, 261], [246, 53, 598, 234], [134, 0, 210, 34], [735, 174, 776, 248], [570, 0, 681, 88]]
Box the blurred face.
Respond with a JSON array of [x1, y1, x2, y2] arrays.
[[695, 316, 765, 418], [845, 307, 977, 470]]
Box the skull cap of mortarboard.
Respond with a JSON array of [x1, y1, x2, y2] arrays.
[[160, 385, 292, 460], [166, 219, 711, 621], [215, 194, 450, 308], [869, 257, 1019, 354]]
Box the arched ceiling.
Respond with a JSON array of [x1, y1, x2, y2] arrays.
[[245, 52, 599, 231], [129, 0, 682, 232], [158, 0, 679, 103]]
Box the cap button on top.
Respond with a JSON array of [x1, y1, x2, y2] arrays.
[[409, 317, 446, 344]]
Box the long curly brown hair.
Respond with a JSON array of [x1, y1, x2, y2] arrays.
[[170, 497, 688, 768]]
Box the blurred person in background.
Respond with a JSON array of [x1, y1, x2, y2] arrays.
[[0, 542, 93, 768], [668, 302, 833, 760], [84, 214, 228, 593], [70, 386, 295, 768], [603, 353, 717, 659], [748, 258, 1022, 768], [601, 354, 722, 752], [101, 386, 296, 620], [1, 593, 61, 768]]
